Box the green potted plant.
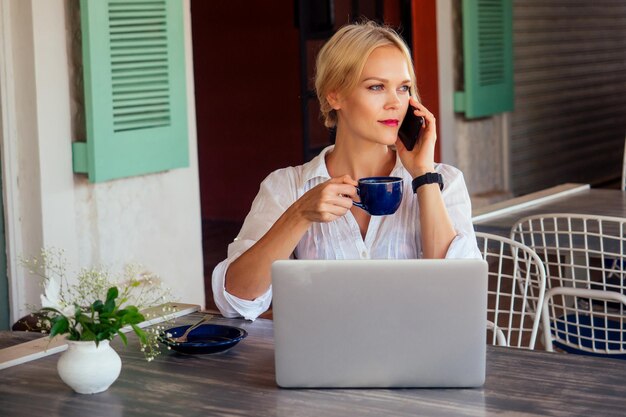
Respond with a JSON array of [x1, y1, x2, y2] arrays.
[[22, 249, 176, 394]]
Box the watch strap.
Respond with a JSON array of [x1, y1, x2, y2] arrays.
[[412, 172, 444, 193]]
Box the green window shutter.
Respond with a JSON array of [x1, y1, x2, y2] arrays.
[[73, 0, 188, 182], [454, 0, 513, 119]]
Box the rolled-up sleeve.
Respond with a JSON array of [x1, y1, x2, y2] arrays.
[[211, 169, 297, 321], [437, 165, 482, 260], [212, 246, 272, 320]]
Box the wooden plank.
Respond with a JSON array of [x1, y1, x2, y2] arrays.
[[0, 302, 200, 370], [472, 183, 589, 223]]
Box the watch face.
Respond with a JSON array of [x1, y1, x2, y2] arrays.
[[426, 173, 438, 182]]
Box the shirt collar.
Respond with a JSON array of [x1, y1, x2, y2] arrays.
[[300, 145, 405, 188], [300, 145, 334, 188]]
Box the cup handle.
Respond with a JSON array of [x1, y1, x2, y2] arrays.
[[352, 187, 367, 211], [352, 201, 367, 210]]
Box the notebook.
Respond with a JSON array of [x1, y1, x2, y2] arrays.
[[271, 259, 488, 388]]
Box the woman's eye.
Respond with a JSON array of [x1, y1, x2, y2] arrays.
[[398, 85, 411, 93], [368, 84, 384, 91]]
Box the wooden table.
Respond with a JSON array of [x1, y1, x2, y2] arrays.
[[1, 312, 626, 416], [473, 184, 626, 237]]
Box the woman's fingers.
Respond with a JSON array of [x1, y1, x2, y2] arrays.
[[323, 201, 352, 216], [329, 174, 358, 187], [298, 178, 361, 223], [324, 184, 357, 209], [335, 183, 358, 197], [409, 97, 435, 124]]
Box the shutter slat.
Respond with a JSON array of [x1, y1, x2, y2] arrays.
[[110, 40, 167, 48], [113, 97, 168, 107], [110, 33, 166, 41], [114, 103, 169, 114], [111, 49, 167, 57], [115, 120, 170, 132], [113, 69, 168, 78], [109, 18, 167, 27], [114, 111, 170, 123], [109, 9, 165, 18], [110, 25, 166, 34], [111, 62, 167, 71], [111, 54, 167, 63], [111, 91, 169, 101], [112, 85, 169, 95], [113, 76, 169, 87], [109, 5, 166, 11]]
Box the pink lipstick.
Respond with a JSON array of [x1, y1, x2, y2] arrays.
[[379, 119, 399, 127]]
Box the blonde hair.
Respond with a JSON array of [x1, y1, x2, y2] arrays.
[[315, 21, 419, 129]]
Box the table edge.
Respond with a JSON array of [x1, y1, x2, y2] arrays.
[[472, 183, 590, 223]]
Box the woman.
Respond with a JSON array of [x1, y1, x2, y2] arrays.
[[212, 21, 481, 320]]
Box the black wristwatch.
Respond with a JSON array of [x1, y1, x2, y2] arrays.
[[412, 172, 444, 193]]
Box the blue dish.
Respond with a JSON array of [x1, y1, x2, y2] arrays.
[[159, 324, 248, 355]]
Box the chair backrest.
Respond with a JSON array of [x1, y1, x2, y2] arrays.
[[475, 232, 546, 349], [511, 213, 626, 357]]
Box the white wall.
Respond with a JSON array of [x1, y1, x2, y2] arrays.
[[437, 0, 511, 207], [1, 0, 204, 322]]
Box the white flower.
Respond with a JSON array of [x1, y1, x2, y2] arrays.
[[40, 277, 74, 318]]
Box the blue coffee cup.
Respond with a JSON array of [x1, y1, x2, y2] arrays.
[[353, 177, 403, 216]]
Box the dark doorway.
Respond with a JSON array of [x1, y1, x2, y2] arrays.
[[191, 1, 303, 308]]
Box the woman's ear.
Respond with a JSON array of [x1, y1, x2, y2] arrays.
[[327, 91, 342, 110]]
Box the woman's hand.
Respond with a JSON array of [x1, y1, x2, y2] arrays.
[[291, 175, 358, 223], [395, 96, 437, 177]]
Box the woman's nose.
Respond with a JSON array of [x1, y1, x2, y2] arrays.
[[385, 91, 401, 109]]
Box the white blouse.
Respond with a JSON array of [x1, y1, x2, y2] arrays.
[[212, 146, 481, 320]]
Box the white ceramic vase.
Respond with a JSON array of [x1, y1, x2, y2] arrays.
[[57, 339, 122, 394]]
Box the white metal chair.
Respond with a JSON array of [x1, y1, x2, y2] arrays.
[[475, 232, 546, 349], [511, 214, 626, 359]]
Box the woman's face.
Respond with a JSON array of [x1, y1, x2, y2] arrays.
[[333, 45, 412, 146]]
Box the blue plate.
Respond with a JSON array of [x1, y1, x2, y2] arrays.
[[159, 324, 248, 355]]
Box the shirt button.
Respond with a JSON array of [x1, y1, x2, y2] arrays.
[[361, 251, 368, 259]]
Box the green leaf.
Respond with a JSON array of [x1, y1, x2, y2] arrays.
[[116, 330, 128, 346], [96, 330, 114, 342], [80, 330, 96, 341], [104, 298, 116, 314], [49, 317, 69, 337], [92, 299, 104, 313], [106, 287, 119, 303], [77, 316, 96, 341], [103, 287, 118, 314], [68, 330, 81, 341], [122, 311, 145, 326], [131, 324, 147, 345]]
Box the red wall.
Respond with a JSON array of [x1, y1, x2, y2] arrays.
[[411, 0, 440, 162], [192, 1, 303, 221]]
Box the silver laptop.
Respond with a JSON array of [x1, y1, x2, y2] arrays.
[[272, 259, 488, 388]]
